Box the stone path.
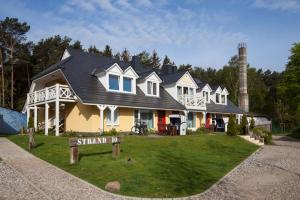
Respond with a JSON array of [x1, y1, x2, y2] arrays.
[[0, 136, 300, 200]]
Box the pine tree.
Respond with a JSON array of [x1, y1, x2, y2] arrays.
[[137, 51, 151, 66], [70, 40, 82, 50], [151, 50, 161, 69], [88, 45, 100, 54], [114, 52, 121, 61], [103, 45, 112, 57], [240, 114, 248, 135], [162, 55, 171, 65], [227, 114, 237, 136], [121, 48, 130, 62], [250, 114, 255, 130]]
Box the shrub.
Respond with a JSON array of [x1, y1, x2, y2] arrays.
[[253, 127, 272, 144], [227, 114, 238, 136], [196, 127, 210, 134], [104, 128, 118, 136], [250, 115, 255, 130], [186, 129, 195, 135], [240, 114, 248, 135]]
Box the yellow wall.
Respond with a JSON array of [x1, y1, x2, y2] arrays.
[[65, 103, 100, 132], [177, 73, 196, 87], [104, 107, 134, 132], [196, 112, 203, 128]]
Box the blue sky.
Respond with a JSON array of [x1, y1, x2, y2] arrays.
[[0, 0, 299, 71]]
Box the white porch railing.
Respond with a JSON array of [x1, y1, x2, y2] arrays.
[[27, 84, 75, 105], [177, 95, 206, 110]]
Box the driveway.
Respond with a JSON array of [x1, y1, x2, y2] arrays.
[[0, 135, 299, 200]]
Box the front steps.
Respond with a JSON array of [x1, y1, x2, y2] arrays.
[[239, 135, 264, 146]]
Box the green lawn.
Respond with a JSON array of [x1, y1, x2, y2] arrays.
[[9, 134, 258, 198]]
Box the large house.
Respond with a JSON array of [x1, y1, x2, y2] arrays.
[[25, 48, 244, 136]]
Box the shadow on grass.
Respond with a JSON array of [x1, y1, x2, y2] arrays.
[[79, 151, 112, 161], [34, 142, 45, 148]]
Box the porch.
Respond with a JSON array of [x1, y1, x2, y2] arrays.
[[26, 84, 76, 136], [177, 95, 206, 110]]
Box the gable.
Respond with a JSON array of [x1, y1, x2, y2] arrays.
[[177, 72, 198, 88], [145, 72, 162, 83], [202, 84, 212, 92], [61, 49, 71, 60], [215, 86, 222, 94], [222, 87, 229, 95], [124, 66, 139, 78], [106, 63, 123, 74]]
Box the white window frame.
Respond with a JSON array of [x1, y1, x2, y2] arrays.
[[108, 73, 121, 92], [221, 94, 226, 104], [146, 80, 159, 97], [123, 76, 133, 93], [106, 108, 119, 126], [216, 93, 220, 104]]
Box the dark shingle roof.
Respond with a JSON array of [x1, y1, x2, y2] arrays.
[[206, 100, 244, 114], [160, 71, 186, 85], [34, 48, 185, 110]]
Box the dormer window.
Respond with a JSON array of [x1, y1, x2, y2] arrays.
[[221, 95, 225, 104], [109, 74, 120, 91], [147, 81, 158, 96], [216, 93, 220, 103], [203, 91, 209, 102], [123, 77, 132, 92]]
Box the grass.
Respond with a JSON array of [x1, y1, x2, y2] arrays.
[[8, 134, 258, 198]]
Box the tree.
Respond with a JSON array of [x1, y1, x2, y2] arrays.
[[32, 35, 71, 74], [227, 114, 237, 136], [114, 52, 121, 61], [240, 114, 248, 135], [88, 45, 100, 54], [250, 114, 255, 130], [103, 45, 112, 57], [150, 50, 161, 69], [137, 51, 151, 65], [121, 48, 130, 62], [278, 43, 300, 125], [178, 64, 192, 72], [0, 48, 4, 106], [162, 55, 171, 66], [70, 40, 83, 50], [0, 17, 30, 109]]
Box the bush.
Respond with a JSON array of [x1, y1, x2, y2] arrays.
[[250, 115, 255, 130], [253, 127, 272, 144], [240, 114, 248, 135], [196, 127, 210, 134], [186, 129, 195, 135], [227, 114, 238, 136], [104, 128, 118, 136]]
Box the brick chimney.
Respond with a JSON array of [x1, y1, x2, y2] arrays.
[[238, 43, 249, 113]]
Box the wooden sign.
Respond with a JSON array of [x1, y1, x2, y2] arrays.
[[69, 136, 121, 164]]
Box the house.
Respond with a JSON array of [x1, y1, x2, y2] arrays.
[[24, 48, 244, 136]]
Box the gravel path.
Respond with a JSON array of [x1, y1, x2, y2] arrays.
[[0, 136, 299, 200]]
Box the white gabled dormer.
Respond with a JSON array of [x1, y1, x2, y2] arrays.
[[211, 86, 222, 104], [138, 72, 162, 97], [221, 87, 229, 105], [97, 63, 139, 94], [200, 84, 212, 103]]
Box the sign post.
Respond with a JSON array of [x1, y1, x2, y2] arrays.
[[69, 136, 121, 164]]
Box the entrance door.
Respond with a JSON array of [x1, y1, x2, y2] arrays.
[[157, 110, 166, 124]]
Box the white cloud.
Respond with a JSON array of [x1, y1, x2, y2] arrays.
[[253, 0, 300, 12]]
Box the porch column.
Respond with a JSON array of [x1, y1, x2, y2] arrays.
[[26, 107, 30, 127], [96, 105, 107, 134], [202, 112, 206, 128], [55, 83, 60, 136], [55, 100, 59, 136], [45, 103, 49, 135], [34, 106, 38, 130], [108, 105, 117, 128]]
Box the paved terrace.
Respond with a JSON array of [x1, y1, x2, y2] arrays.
[[0, 136, 300, 200]]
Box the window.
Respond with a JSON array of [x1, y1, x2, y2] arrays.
[[216, 93, 220, 103], [106, 108, 119, 125], [221, 95, 226, 104], [123, 77, 132, 92], [109, 74, 119, 90], [189, 88, 194, 95], [147, 81, 158, 96], [203, 91, 209, 102], [187, 112, 196, 128], [177, 86, 182, 96]]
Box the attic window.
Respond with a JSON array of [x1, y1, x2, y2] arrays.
[[221, 95, 226, 104], [109, 74, 120, 91], [216, 93, 220, 103], [147, 81, 157, 96], [123, 77, 132, 92]]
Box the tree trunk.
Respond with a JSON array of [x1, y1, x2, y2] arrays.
[[0, 49, 4, 107], [10, 47, 14, 109]]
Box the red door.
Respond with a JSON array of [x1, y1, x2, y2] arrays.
[[157, 110, 166, 134], [158, 110, 166, 124], [206, 113, 210, 129]]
